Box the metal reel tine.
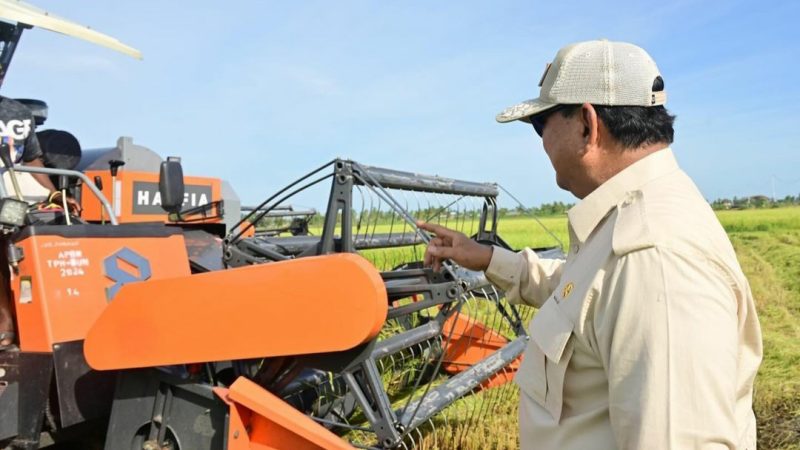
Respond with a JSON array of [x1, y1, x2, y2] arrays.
[[405, 428, 417, 450], [426, 416, 437, 436], [413, 423, 424, 449]]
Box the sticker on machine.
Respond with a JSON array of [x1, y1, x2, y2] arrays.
[[46, 249, 90, 278], [132, 181, 212, 214]]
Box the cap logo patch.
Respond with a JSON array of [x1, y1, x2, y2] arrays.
[[562, 282, 574, 299]]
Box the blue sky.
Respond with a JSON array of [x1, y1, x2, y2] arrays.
[[3, 0, 799, 208]]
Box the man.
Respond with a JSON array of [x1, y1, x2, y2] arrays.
[[0, 96, 79, 350], [419, 40, 762, 449]]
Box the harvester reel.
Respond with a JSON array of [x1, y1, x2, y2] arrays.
[[224, 159, 563, 448]]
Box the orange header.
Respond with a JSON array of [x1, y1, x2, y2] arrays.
[[215, 378, 355, 450], [85, 253, 388, 370]]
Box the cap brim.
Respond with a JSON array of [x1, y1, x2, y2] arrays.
[[495, 98, 558, 123]]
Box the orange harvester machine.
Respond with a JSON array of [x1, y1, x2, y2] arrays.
[[0, 135, 388, 450], [2, 219, 387, 449]]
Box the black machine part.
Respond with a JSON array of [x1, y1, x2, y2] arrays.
[[104, 368, 227, 450], [14, 99, 48, 126], [0, 140, 14, 169], [0, 21, 28, 90], [159, 156, 185, 215], [36, 130, 82, 171], [108, 159, 124, 177], [0, 351, 54, 449], [0, 140, 22, 201]]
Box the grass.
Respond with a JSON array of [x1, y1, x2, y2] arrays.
[[722, 209, 800, 449]]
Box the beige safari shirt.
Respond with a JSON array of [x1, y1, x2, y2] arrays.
[[485, 148, 762, 450]]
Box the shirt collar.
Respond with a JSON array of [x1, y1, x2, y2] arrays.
[[567, 147, 679, 244]]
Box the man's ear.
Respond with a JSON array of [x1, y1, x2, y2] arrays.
[[580, 103, 599, 148]]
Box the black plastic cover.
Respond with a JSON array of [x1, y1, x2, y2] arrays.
[[37, 129, 82, 170], [159, 157, 184, 214], [15, 98, 48, 126]]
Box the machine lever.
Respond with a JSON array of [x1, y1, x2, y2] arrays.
[[0, 139, 23, 201]]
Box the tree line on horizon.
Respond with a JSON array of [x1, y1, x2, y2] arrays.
[[501, 195, 800, 217], [248, 195, 800, 231]]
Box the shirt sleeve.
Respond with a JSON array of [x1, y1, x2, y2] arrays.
[[593, 247, 740, 449], [21, 127, 43, 163], [484, 246, 565, 308]]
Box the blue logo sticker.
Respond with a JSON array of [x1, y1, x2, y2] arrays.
[[103, 247, 152, 301]]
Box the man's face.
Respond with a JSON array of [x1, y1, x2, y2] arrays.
[[536, 107, 587, 197]]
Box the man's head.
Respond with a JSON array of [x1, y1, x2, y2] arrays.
[[497, 40, 675, 198]]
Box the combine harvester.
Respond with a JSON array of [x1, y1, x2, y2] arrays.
[[0, 2, 564, 449]]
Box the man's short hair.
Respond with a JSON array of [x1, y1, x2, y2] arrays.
[[560, 105, 676, 149]]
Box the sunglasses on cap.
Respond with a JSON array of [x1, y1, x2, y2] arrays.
[[529, 104, 569, 137]]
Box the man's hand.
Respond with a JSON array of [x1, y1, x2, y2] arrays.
[[49, 191, 82, 214], [417, 221, 493, 272]]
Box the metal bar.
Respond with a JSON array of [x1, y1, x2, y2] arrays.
[[387, 295, 456, 319], [239, 240, 291, 261], [3, 165, 23, 200], [397, 336, 528, 431], [350, 164, 463, 282], [309, 416, 372, 432], [371, 321, 441, 360], [243, 233, 423, 258], [0, 167, 7, 198], [355, 164, 499, 197], [342, 372, 379, 428], [385, 282, 451, 298], [242, 204, 293, 212], [450, 267, 492, 292], [320, 161, 353, 254], [362, 359, 401, 445], [13, 165, 117, 224], [228, 159, 335, 242], [350, 166, 428, 244], [354, 233, 422, 249], [241, 207, 316, 217]]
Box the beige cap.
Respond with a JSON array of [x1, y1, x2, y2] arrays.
[[496, 39, 667, 123]]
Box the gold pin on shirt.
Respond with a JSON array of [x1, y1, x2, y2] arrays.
[[562, 282, 574, 299]]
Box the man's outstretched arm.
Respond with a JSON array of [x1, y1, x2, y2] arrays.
[[418, 221, 564, 308]]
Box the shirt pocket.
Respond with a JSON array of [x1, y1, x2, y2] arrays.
[[515, 297, 574, 424]]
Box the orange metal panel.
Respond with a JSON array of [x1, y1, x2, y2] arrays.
[[441, 314, 520, 389], [85, 253, 388, 370], [81, 169, 222, 224], [215, 378, 355, 450], [216, 390, 253, 450], [12, 233, 190, 352], [79, 170, 111, 223]]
